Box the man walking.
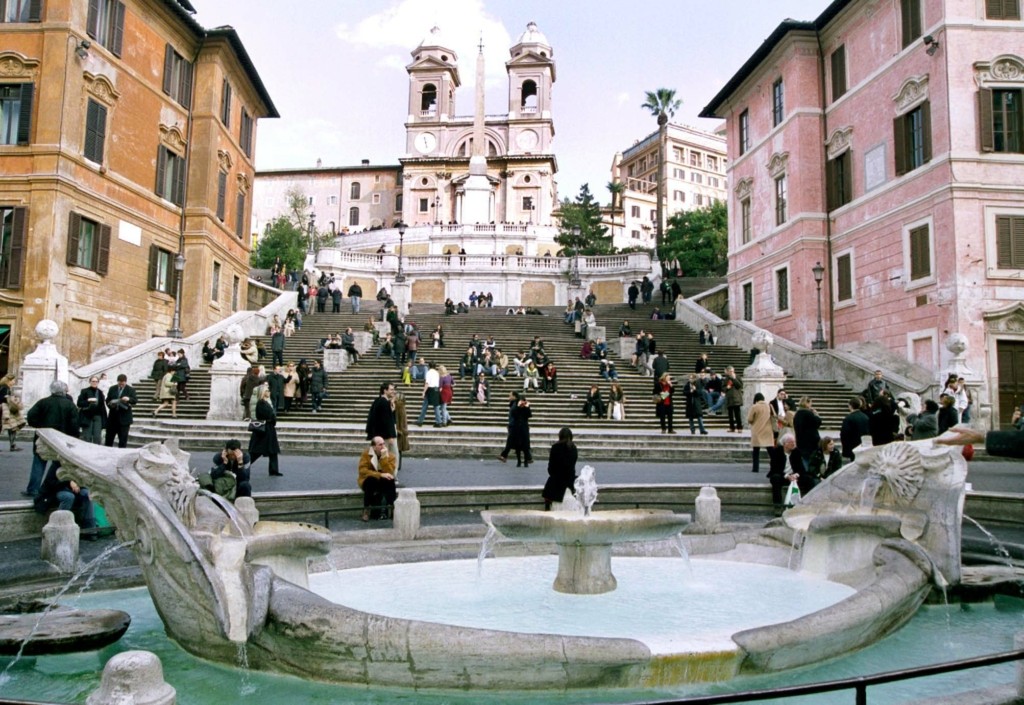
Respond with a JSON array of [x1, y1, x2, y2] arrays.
[[105, 373, 138, 448], [416, 362, 443, 427], [309, 359, 328, 413], [348, 281, 363, 314], [24, 380, 79, 498], [271, 326, 285, 367]]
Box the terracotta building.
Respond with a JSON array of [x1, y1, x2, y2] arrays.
[[0, 0, 276, 374], [609, 123, 728, 251], [701, 0, 1024, 424]]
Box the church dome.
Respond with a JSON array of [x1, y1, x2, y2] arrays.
[[415, 26, 458, 61], [513, 22, 551, 52]]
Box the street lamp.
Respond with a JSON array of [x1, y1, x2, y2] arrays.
[[166, 252, 186, 339], [811, 261, 827, 350], [432, 196, 441, 224], [307, 213, 316, 255], [395, 221, 407, 282]]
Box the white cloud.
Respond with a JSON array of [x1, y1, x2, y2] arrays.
[[334, 0, 513, 88], [615, 91, 630, 106]]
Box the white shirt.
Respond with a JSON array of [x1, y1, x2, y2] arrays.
[[424, 368, 440, 389]]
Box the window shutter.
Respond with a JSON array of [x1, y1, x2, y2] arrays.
[[921, 101, 932, 164], [4, 207, 26, 288], [173, 154, 186, 206], [842, 152, 853, 206], [837, 254, 852, 301], [110, 1, 125, 57], [216, 171, 226, 220], [162, 45, 174, 96], [27, 0, 41, 21], [997, 216, 1012, 267], [67, 212, 81, 266], [1013, 216, 1024, 267], [221, 79, 232, 125], [96, 223, 111, 275], [180, 59, 193, 110], [826, 159, 837, 211], [155, 146, 167, 196], [979, 89, 994, 152], [16, 83, 33, 145], [86, 0, 100, 38], [235, 192, 245, 238], [84, 100, 106, 163], [170, 261, 180, 298], [147, 244, 158, 290], [910, 226, 929, 280], [894, 115, 907, 176]]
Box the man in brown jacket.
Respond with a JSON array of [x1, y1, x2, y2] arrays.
[[357, 436, 397, 522]]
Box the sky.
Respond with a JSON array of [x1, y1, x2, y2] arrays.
[[193, 0, 832, 202]]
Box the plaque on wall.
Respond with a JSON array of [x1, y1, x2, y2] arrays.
[[864, 144, 886, 192]]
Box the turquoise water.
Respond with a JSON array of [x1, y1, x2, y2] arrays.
[[0, 586, 1021, 704]]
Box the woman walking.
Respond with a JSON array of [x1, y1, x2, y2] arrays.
[[152, 370, 178, 418], [682, 374, 708, 435], [542, 427, 578, 510], [510, 394, 533, 467], [438, 364, 454, 426], [76, 376, 107, 443], [2, 375, 26, 450], [249, 387, 283, 476], [173, 348, 191, 400], [747, 392, 773, 474], [655, 372, 675, 434]]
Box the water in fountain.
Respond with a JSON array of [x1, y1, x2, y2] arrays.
[[860, 475, 883, 509], [236, 642, 257, 696], [573, 465, 597, 516], [670, 534, 693, 577], [0, 540, 134, 684], [476, 525, 498, 577], [963, 515, 1023, 590], [788, 529, 805, 571]]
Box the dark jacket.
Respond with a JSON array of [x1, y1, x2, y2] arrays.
[[271, 330, 285, 353], [105, 384, 138, 426], [509, 402, 532, 451], [248, 399, 281, 456], [807, 448, 844, 481], [365, 395, 397, 440], [27, 393, 80, 437], [75, 387, 107, 427], [348, 283, 362, 297], [542, 441, 578, 503], [173, 357, 190, 383], [840, 409, 870, 460], [793, 408, 822, 460], [309, 367, 328, 394], [985, 429, 1024, 459]]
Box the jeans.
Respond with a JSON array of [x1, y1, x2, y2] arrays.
[[688, 414, 707, 434], [311, 391, 323, 411], [351, 296, 361, 313], [56, 487, 96, 529], [273, 350, 284, 366], [709, 393, 726, 413], [81, 416, 103, 444], [417, 391, 442, 425]]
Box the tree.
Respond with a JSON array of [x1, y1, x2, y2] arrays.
[[251, 216, 308, 271], [640, 88, 681, 257], [663, 201, 728, 277], [556, 184, 614, 256], [606, 180, 625, 247]]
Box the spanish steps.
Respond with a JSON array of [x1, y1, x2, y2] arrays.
[[127, 299, 860, 461]]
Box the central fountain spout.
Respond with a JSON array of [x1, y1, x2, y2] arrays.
[[482, 466, 690, 594]]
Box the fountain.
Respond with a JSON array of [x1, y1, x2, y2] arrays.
[[28, 429, 978, 692]]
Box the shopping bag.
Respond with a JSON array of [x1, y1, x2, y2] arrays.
[[783, 480, 801, 507]]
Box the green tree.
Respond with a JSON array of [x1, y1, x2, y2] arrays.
[[640, 88, 681, 256], [556, 183, 614, 256], [663, 200, 728, 276], [251, 216, 308, 271]]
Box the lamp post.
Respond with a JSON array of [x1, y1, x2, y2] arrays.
[[395, 221, 407, 282], [307, 213, 316, 255], [166, 253, 186, 339], [811, 261, 827, 350], [432, 196, 441, 225]]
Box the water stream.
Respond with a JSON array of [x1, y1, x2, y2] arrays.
[[476, 525, 498, 577]]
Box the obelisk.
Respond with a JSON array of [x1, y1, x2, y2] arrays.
[[460, 36, 492, 224]]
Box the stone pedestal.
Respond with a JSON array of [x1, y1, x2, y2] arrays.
[[353, 331, 373, 354], [618, 336, 633, 360], [743, 330, 786, 410], [373, 321, 390, 340], [391, 281, 411, 317], [394, 488, 420, 541], [41, 510, 79, 574], [694, 487, 721, 534], [206, 324, 248, 421], [87, 651, 176, 705], [21, 320, 69, 409], [586, 325, 606, 342], [322, 349, 349, 373]]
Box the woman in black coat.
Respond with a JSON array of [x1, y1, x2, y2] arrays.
[[869, 393, 899, 447], [249, 387, 283, 476], [76, 376, 107, 444], [793, 397, 822, 468], [682, 374, 708, 435], [542, 427, 578, 510], [173, 349, 190, 400], [509, 396, 533, 467]]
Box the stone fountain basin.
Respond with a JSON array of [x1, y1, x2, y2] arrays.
[[245, 521, 332, 589], [481, 509, 691, 544]]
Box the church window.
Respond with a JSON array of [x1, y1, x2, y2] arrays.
[[421, 83, 437, 115], [350, 182, 361, 200], [349, 207, 359, 226], [521, 80, 538, 112], [395, 194, 403, 212], [418, 198, 429, 213]]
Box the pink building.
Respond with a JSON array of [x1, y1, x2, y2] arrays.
[[701, 0, 1024, 425]]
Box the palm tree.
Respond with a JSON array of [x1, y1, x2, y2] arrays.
[[641, 88, 681, 258]]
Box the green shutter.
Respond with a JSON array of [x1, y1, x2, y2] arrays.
[[173, 153, 186, 206], [96, 223, 111, 275], [894, 115, 907, 176], [979, 89, 994, 152], [67, 212, 81, 267], [147, 244, 158, 290], [162, 45, 173, 96], [826, 158, 837, 211], [86, 0, 100, 39], [837, 254, 852, 301], [216, 171, 227, 221], [155, 146, 167, 198], [84, 100, 106, 163], [16, 83, 33, 145], [110, 1, 124, 57], [4, 207, 26, 288], [910, 225, 930, 280], [180, 59, 193, 110], [921, 101, 932, 164], [235, 192, 245, 238], [27, 0, 41, 21]]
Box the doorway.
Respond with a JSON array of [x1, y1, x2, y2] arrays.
[[996, 340, 1024, 427]]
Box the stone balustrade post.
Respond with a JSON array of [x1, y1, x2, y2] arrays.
[[391, 281, 411, 318], [353, 331, 373, 354], [694, 486, 721, 534], [21, 320, 69, 409], [586, 325, 606, 342], [743, 329, 786, 410], [322, 349, 349, 373], [206, 324, 248, 421], [41, 510, 79, 574], [394, 488, 421, 540], [617, 336, 633, 360]]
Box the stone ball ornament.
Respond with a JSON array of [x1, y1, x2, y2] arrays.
[[35, 319, 59, 343], [224, 324, 245, 346], [751, 329, 774, 352], [945, 333, 967, 356]]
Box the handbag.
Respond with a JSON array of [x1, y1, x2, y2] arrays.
[[784, 480, 801, 507], [247, 420, 266, 433]]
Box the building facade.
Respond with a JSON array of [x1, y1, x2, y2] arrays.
[[701, 0, 1024, 424], [0, 0, 276, 374], [609, 124, 728, 251]]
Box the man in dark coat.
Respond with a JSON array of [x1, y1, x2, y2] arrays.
[[316, 285, 329, 313], [766, 433, 808, 514], [542, 427, 578, 510], [348, 282, 363, 314], [365, 382, 399, 469], [271, 326, 285, 367], [266, 365, 286, 411], [308, 359, 328, 413], [627, 282, 639, 310], [104, 374, 137, 448], [24, 380, 79, 498], [840, 397, 870, 461]]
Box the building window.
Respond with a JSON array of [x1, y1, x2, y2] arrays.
[[650, 209, 657, 222], [0, 83, 33, 145], [741, 198, 751, 245], [742, 282, 753, 321], [739, 109, 750, 155], [3, 0, 40, 21], [690, 152, 702, 168], [986, 0, 1020, 19], [327, 195, 337, 206], [348, 206, 359, 227], [894, 102, 931, 175], [996, 215, 1024, 268], [631, 230, 640, 239], [231, 275, 239, 312], [372, 193, 381, 204], [630, 205, 640, 218], [0, 206, 26, 289], [66, 212, 110, 274], [908, 224, 931, 281], [220, 79, 232, 126], [776, 267, 789, 313], [211, 261, 220, 302], [307, 196, 314, 206], [836, 252, 853, 302], [395, 193, 403, 212], [156, 146, 185, 206], [216, 171, 227, 221], [235, 192, 246, 238], [980, 88, 1022, 153], [421, 83, 437, 114], [375, 174, 381, 183], [901, 0, 922, 48], [162, 45, 193, 109], [707, 156, 718, 172], [774, 174, 788, 225], [86, 0, 124, 56], [418, 198, 428, 213], [826, 150, 853, 210], [673, 168, 685, 179], [147, 244, 173, 294], [240, 109, 253, 158], [350, 182, 361, 200], [83, 99, 106, 163], [831, 45, 847, 101], [673, 190, 684, 202], [772, 78, 784, 127]]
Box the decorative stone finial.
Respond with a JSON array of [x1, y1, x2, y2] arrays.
[[35, 319, 59, 344], [224, 324, 245, 346], [752, 329, 774, 353], [945, 333, 967, 357], [87, 651, 176, 705]]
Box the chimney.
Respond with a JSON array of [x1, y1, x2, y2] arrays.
[[361, 159, 370, 165]]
